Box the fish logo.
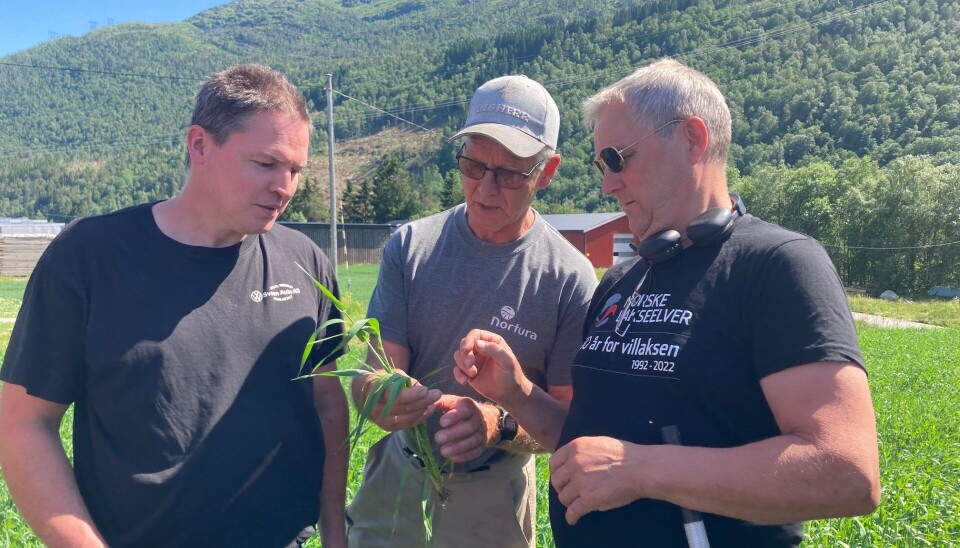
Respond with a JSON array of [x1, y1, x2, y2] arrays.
[[594, 294, 621, 328]]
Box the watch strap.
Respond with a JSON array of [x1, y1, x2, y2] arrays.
[[496, 405, 518, 443]]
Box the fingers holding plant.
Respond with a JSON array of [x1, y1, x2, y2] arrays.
[[298, 264, 450, 541], [362, 371, 441, 431], [434, 396, 500, 462]]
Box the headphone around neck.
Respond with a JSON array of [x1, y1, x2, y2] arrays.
[[633, 193, 746, 264]]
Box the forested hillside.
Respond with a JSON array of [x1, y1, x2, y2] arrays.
[[0, 0, 957, 292]]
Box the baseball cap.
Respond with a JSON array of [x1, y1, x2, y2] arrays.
[[451, 75, 559, 158]]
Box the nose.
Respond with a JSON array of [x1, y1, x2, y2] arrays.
[[476, 169, 500, 193], [269, 171, 297, 200], [600, 172, 622, 196]]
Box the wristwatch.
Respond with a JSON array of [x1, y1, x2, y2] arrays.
[[496, 405, 518, 443]]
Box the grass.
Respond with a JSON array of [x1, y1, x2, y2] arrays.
[[849, 295, 960, 328], [0, 277, 27, 319], [334, 264, 379, 321], [2, 268, 959, 546]]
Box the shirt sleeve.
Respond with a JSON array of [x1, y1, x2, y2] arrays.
[[545, 264, 599, 386], [748, 237, 865, 379], [1, 231, 89, 404], [364, 232, 409, 348]]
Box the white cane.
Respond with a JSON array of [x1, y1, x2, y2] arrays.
[[661, 425, 711, 548]]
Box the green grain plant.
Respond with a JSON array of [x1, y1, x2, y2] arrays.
[[3, 276, 960, 546], [296, 264, 449, 542]]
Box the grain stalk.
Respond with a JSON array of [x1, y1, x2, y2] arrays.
[[295, 264, 449, 541]]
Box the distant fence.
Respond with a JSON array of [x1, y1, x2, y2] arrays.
[[0, 222, 392, 277], [0, 236, 56, 276], [281, 222, 393, 265]]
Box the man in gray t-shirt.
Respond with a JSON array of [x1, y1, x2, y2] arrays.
[[345, 76, 597, 548]]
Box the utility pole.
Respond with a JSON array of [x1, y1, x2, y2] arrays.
[[325, 74, 338, 275]]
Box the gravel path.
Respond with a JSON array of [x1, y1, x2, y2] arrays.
[[852, 312, 943, 329]]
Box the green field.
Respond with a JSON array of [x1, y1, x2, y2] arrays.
[[2, 267, 959, 546], [0, 277, 27, 319]]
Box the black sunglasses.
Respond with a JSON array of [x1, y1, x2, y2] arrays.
[[593, 119, 685, 175], [456, 146, 544, 190]]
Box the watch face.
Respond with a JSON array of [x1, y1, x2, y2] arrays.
[[500, 412, 519, 442]]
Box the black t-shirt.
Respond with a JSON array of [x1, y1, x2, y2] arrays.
[[551, 215, 863, 548], [2, 203, 344, 547]]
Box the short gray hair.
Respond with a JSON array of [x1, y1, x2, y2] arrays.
[[583, 58, 731, 165], [187, 64, 309, 165], [533, 144, 557, 164]]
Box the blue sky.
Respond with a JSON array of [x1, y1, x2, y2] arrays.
[[0, 0, 229, 58]]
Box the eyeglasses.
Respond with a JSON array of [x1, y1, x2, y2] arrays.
[[456, 147, 544, 190], [593, 119, 685, 175]]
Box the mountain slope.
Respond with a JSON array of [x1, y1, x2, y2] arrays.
[[0, 0, 957, 221]]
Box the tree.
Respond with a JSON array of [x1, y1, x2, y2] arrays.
[[440, 168, 464, 209], [370, 155, 420, 223], [341, 178, 376, 223], [282, 175, 328, 222]]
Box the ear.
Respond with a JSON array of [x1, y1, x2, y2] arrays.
[[538, 153, 562, 190], [186, 125, 211, 166], [680, 117, 709, 165]]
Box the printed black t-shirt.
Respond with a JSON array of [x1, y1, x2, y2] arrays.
[[2, 203, 344, 547], [551, 215, 863, 548]]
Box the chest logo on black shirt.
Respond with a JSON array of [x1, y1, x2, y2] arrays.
[[576, 288, 693, 380], [250, 283, 302, 303], [594, 294, 622, 328]]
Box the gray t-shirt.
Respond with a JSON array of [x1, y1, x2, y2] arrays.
[[367, 204, 597, 466]]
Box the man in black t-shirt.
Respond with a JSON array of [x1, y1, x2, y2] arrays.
[[453, 58, 880, 547], [0, 65, 348, 548]]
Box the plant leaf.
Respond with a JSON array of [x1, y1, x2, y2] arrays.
[[296, 262, 346, 310], [379, 374, 406, 421], [299, 329, 318, 372]]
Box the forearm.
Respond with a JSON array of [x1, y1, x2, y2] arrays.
[[315, 385, 349, 547], [498, 426, 551, 454], [499, 383, 569, 452], [0, 420, 105, 547], [630, 434, 879, 523], [643, 363, 879, 523]]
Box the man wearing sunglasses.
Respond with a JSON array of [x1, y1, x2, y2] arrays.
[[345, 75, 597, 547], [454, 58, 880, 547]]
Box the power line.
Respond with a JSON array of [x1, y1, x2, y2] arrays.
[[310, 0, 817, 123], [824, 240, 960, 251], [1, 0, 878, 111], [332, 90, 440, 134], [0, 0, 903, 157], [0, 61, 202, 81], [332, 0, 895, 133], [0, 133, 184, 160]]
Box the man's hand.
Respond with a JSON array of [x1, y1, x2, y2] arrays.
[[355, 370, 441, 431], [550, 436, 645, 525], [434, 396, 500, 463], [452, 329, 533, 407]]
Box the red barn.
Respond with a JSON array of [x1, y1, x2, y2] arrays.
[[542, 212, 633, 268]]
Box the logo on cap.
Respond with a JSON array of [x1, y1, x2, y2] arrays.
[[475, 103, 531, 122]]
